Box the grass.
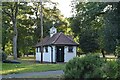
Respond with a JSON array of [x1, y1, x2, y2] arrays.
[[1, 56, 65, 75], [80, 54, 117, 61], [2, 54, 115, 75]]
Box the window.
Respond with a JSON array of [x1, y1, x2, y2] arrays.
[[36, 47, 39, 52], [68, 46, 73, 52], [36, 48, 38, 52], [45, 46, 48, 52], [36, 47, 41, 52]]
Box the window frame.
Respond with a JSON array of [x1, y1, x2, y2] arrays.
[[36, 47, 40, 53], [36, 47, 38, 52], [45, 46, 48, 53], [68, 46, 73, 53]]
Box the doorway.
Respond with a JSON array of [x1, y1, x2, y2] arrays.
[[56, 46, 64, 62]]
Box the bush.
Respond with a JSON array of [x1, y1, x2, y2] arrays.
[[116, 60, 120, 78], [115, 46, 120, 59], [103, 61, 118, 78], [103, 61, 120, 79], [64, 54, 105, 79], [103, 59, 120, 78]]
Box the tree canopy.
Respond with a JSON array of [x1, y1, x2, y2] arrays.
[[2, 1, 120, 58], [70, 2, 120, 55], [2, 1, 69, 58]]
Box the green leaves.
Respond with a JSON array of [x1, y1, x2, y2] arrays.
[[103, 2, 120, 53], [79, 29, 99, 53], [70, 2, 120, 55], [64, 54, 105, 78], [115, 45, 120, 58], [70, 3, 108, 53], [2, 1, 69, 57]]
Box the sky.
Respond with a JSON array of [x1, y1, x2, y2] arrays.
[[51, 0, 120, 18], [28, 0, 73, 18], [51, 0, 73, 18]]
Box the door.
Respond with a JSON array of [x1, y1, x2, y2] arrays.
[[56, 46, 64, 62]]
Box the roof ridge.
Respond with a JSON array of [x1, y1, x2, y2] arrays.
[[52, 32, 62, 44]]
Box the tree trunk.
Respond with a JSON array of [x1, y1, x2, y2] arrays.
[[40, 1, 43, 63], [12, 2, 19, 60], [101, 49, 105, 58], [13, 19, 18, 60]]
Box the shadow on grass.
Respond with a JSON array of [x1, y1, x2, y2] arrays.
[[1, 68, 28, 75], [1, 61, 65, 75]]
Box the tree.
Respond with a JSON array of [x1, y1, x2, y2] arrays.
[[17, 2, 35, 57], [32, 2, 67, 41], [103, 2, 120, 54], [2, 12, 11, 51], [70, 2, 107, 53], [70, 2, 120, 55], [79, 29, 99, 53], [2, 2, 19, 60], [2, 1, 69, 59], [32, 1, 68, 62], [0, 3, 2, 52]]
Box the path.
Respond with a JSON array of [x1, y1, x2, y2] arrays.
[[1, 70, 64, 78]]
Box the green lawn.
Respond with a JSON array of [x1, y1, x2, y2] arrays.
[[1, 57, 65, 75]]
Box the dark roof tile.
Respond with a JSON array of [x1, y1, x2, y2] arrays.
[[35, 32, 78, 47]]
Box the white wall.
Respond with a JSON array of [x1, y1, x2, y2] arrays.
[[52, 46, 56, 62], [64, 46, 76, 62], [43, 46, 56, 62], [36, 47, 41, 61], [36, 46, 77, 62], [36, 46, 55, 62], [43, 46, 51, 62]]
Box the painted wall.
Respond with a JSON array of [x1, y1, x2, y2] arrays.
[[36, 46, 77, 62], [52, 46, 56, 62], [36, 46, 55, 62], [43, 46, 56, 62], [36, 47, 51, 62], [43, 46, 51, 62], [36, 47, 41, 61], [64, 46, 76, 62]]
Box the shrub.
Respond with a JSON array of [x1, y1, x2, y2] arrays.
[[116, 60, 120, 78], [64, 54, 105, 79], [103, 61, 118, 78], [115, 46, 120, 58], [103, 59, 120, 78]]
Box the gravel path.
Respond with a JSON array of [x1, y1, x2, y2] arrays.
[[1, 70, 64, 78]]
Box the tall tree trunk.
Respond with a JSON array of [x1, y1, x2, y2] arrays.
[[12, 2, 19, 60], [13, 19, 18, 60], [40, 1, 43, 63]]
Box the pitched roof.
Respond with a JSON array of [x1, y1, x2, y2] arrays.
[[35, 32, 78, 47]]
